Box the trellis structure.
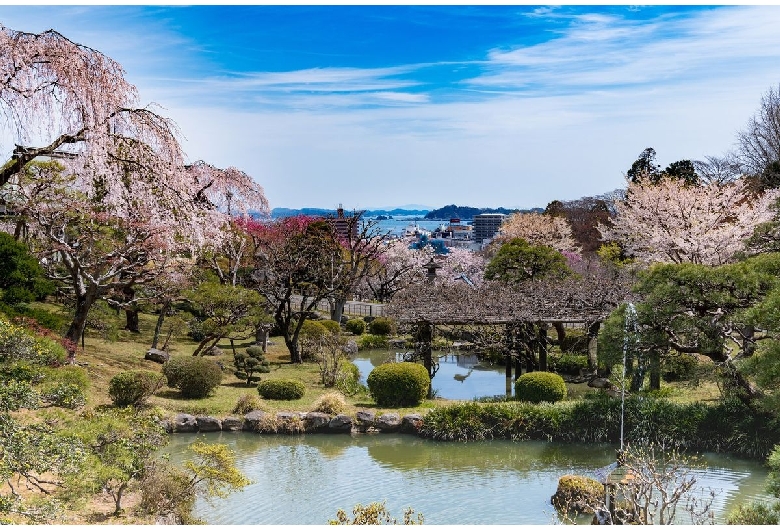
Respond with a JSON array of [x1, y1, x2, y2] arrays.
[[385, 265, 634, 381]]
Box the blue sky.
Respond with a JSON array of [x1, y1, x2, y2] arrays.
[[2, 5, 780, 210]]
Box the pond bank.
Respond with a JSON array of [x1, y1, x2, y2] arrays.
[[163, 410, 424, 435]]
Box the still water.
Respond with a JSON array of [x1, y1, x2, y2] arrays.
[[165, 433, 771, 525], [352, 349, 513, 400]]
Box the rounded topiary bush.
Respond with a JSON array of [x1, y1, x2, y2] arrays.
[[320, 319, 341, 334], [515, 371, 567, 403], [257, 378, 306, 400], [368, 317, 395, 336], [109, 369, 166, 407], [367, 362, 430, 407], [345, 318, 366, 335], [162, 357, 223, 399], [551, 474, 604, 514]]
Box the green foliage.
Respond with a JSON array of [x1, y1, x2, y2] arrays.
[[335, 360, 365, 397], [0, 232, 54, 305], [1, 361, 44, 384], [358, 333, 389, 349], [0, 411, 84, 522], [232, 393, 266, 415], [256, 378, 306, 400], [320, 319, 341, 334], [484, 238, 572, 283], [42, 382, 86, 409], [0, 318, 67, 366], [515, 372, 567, 403], [768, 444, 780, 498], [162, 357, 224, 399], [367, 362, 430, 407], [108, 370, 166, 407], [329, 501, 424, 525], [368, 317, 395, 336], [661, 353, 699, 382], [138, 441, 251, 524], [65, 408, 168, 515], [345, 318, 366, 335], [185, 281, 263, 356], [596, 242, 634, 266], [727, 501, 780, 525], [0, 379, 40, 411], [0, 303, 67, 334], [550, 354, 588, 375], [233, 345, 270, 385], [551, 474, 604, 514]]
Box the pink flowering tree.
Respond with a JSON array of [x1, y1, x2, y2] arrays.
[[599, 177, 779, 266], [437, 247, 486, 286], [357, 239, 433, 302], [495, 212, 580, 254], [0, 25, 269, 353]]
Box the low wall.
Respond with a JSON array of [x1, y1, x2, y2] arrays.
[[163, 410, 424, 435]]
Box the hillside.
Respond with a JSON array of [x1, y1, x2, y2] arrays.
[[424, 204, 541, 220]]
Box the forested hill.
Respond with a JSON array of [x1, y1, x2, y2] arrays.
[[424, 205, 540, 220]]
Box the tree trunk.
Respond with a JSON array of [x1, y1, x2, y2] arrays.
[[285, 336, 303, 364], [742, 325, 756, 357], [537, 322, 548, 372], [587, 322, 600, 371], [649, 348, 661, 390], [65, 288, 98, 360], [151, 299, 171, 350], [553, 321, 566, 344], [113, 483, 128, 516], [255, 325, 268, 353], [332, 297, 346, 324]]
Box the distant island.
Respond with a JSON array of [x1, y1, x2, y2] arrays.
[[271, 207, 430, 218], [424, 204, 542, 220], [270, 204, 544, 220]]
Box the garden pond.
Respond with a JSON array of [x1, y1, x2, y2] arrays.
[[165, 432, 773, 525], [351, 349, 516, 400]]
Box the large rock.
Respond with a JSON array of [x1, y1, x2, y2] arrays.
[[303, 412, 331, 432], [196, 416, 222, 432], [551, 474, 604, 515], [376, 413, 401, 433], [222, 417, 243, 432], [173, 413, 198, 433], [145, 348, 169, 364], [328, 414, 353, 433], [400, 414, 424, 434], [355, 410, 376, 432], [243, 410, 268, 432]]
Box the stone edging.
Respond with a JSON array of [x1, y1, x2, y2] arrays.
[[163, 410, 424, 435]]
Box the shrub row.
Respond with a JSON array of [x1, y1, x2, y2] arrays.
[[420, 394, 780, 459]]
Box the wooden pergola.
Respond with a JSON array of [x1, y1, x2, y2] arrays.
[[384, 266, 634, 381]]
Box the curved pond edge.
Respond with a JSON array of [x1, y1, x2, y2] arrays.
[[162, 410, 423, 435]]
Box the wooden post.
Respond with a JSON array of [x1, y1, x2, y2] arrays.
[[587, 321, 600, 371], [537, 322, 548, 372], [415, 321, 434, 380]]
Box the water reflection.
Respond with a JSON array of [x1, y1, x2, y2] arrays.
[[352, 349, 512, 400], [163, 433, 771, 525]]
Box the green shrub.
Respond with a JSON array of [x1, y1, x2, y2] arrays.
[[320, 319, 341, 334], [551, 354, 588, 375], [109, 370, 167, 407], [42, 382, 86, 409], [661, 353, 699, 382], [233, 346, 270, 385], [345, 319, 366, 335], [1, 361, 45, 384], [257, 379, 306, 400], [162, 357, 223, 399], [515, 372, 567, 403], [335, 361, 365, 397], [367, 362, 429, 407], [558, 331, 588, 354], [368, 317, 395, 336], [43, 365, 90, 392], [358, 334, 388, 349], [726, 501, 780, 525], [0, 318, 66, 366]]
